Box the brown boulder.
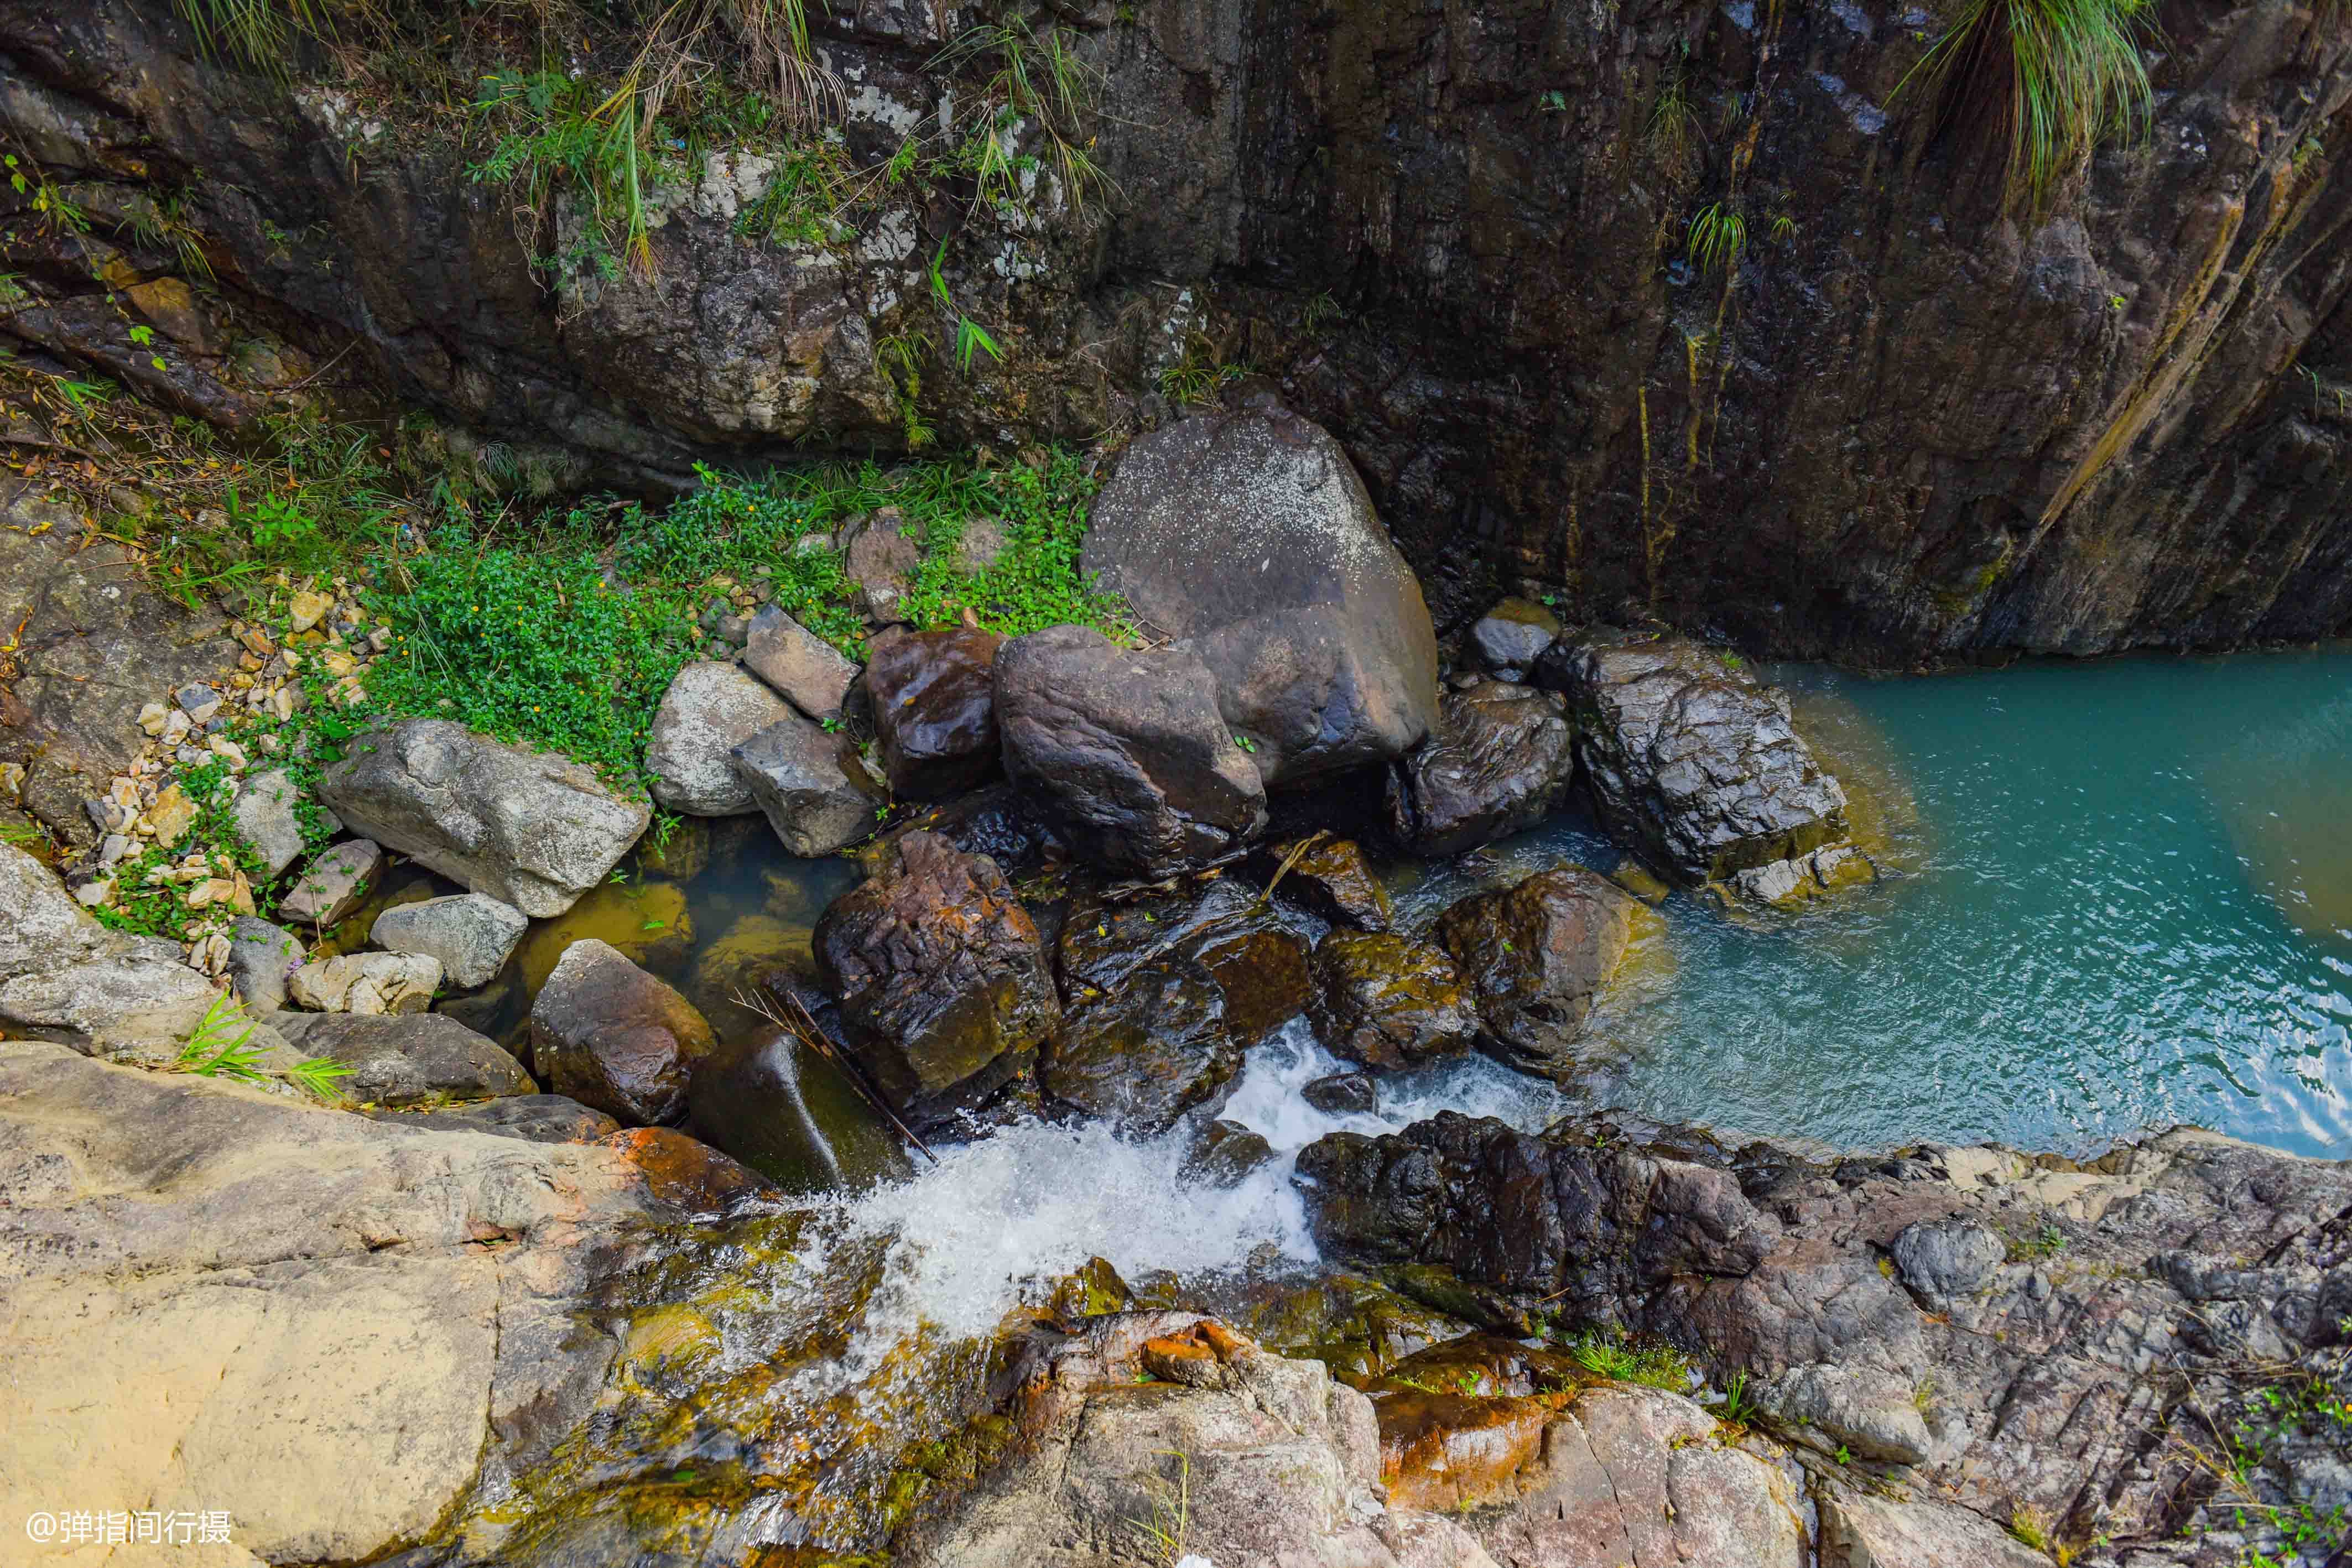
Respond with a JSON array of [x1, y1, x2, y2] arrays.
[[1432, 865, 1642, 1080], [864, 626, 1003, 798], [1305, 931, 1479, 1071], [811, 830, 1059, 1131], [525, 939, 718, 1126]]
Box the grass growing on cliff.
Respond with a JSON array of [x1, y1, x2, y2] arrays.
[[1896, 0, 2161, 214]]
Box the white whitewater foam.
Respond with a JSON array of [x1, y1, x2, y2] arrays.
[[841, 1020, 1571, 1343]]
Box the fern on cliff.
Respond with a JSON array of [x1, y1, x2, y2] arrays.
[[1897, 0, 2161, 215]]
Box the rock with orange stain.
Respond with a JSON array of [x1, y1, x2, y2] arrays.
[[596, 1125, 775, 1215], [1375, 1389, 1555, 1513]]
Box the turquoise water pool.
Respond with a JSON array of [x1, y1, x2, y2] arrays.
[[1401, 649, 2352, 1159]]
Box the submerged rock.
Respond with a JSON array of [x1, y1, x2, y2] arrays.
[[526, 938, 716, 1126], [812, 830, 1059, 1131], [369, 891, 528, 991], [864, 626, 1003, 798], [643, 659, 798, 816], [1541, 635, 1847, 884], [1387, 681, 1576, 857], [1432, 865, 1643, 1080], [514, 879, 691, 996], [1305, 931, 1480, 1071], [1081, 403, 1442, 785], [1303, 1070, 1378, 1116], [273, 1010, 534, 1106], [685, 1023, 912, 1194], [731, 711, 883, 856], [319, 720, 649, 918], [995, 624, 1266, 877]]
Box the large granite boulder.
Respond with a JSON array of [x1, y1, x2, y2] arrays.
[[995, 624, 1266, 877], [0, 840, 222, 1058], [643, 659, 798, 815], [731, 712, 884, 856], [285, 950, 442, 1015], [1080, 404, 1442, 786], [318, 720, 649, 918], [271, 1011, 535, 1106], [1431, 865, 1642, 1080], [368, 892, 528, 991], [1387, 681, 1577, 857], [1538, 635, 1848, 884], [525, 939, 717, 1127], [864, 627, 1004, 798], [1305, 931, 1480, 1071], [811, 830, 1059, 1131]]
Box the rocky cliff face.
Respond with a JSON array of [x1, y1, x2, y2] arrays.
[[1, 0, 2346, 660]]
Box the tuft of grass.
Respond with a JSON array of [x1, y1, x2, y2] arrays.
[[171, 0, 326, 76], [1559, 1326, 1694, 1392], [1685, 202, 1747, 274], [173, 991, 268, 1081], [1159, 333, 1248, 407], [1895, 0, 2161, 215]]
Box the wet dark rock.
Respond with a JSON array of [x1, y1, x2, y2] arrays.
[[1465, 597, 1562, 681], [361, 1093, 622, 1144], [812, 830, 1059, 1132], [1042, 957, 1237, 1135], [1058, 877, 1312, 1051], [1302, 1071, 1378, 1116], [319, 720, 648, 918], [731, 712, 883, 856], [685, 1023, 912, 1194], [995, 624, 1266, 877], [643, 659, 798, 816], [863, 626, 1003, 799], [851, 782, 1058, 881], [1081, 404, 1442, 785], [1183, 1119, 1278, 1188], [1541, 635, 1848, 884], [1305, 931, 1479, 1071], [273, 1010, 535, 1107], [1431, 865, 1642, 1080], [741, 606, 859, 723], [1260, 835, 1393, 933], [1386, 681, 1576, 858], [525, 938, 717, 1127]]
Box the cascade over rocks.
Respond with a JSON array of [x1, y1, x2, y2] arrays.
[[994, 623, 1267, 877], [319, 720, 649, 918], [685, 1022, 914, 1194], [1083, 404, 1442, 786], [863, 626, 1004, 799], [1387, 681, 1578, 858], [1432, 865, 1645, 1080], [811, 830, 1059, 1132], [1541, 635, 1849, 885]]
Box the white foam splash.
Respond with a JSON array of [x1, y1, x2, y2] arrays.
[[840, 1022, 1572, 1343]]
